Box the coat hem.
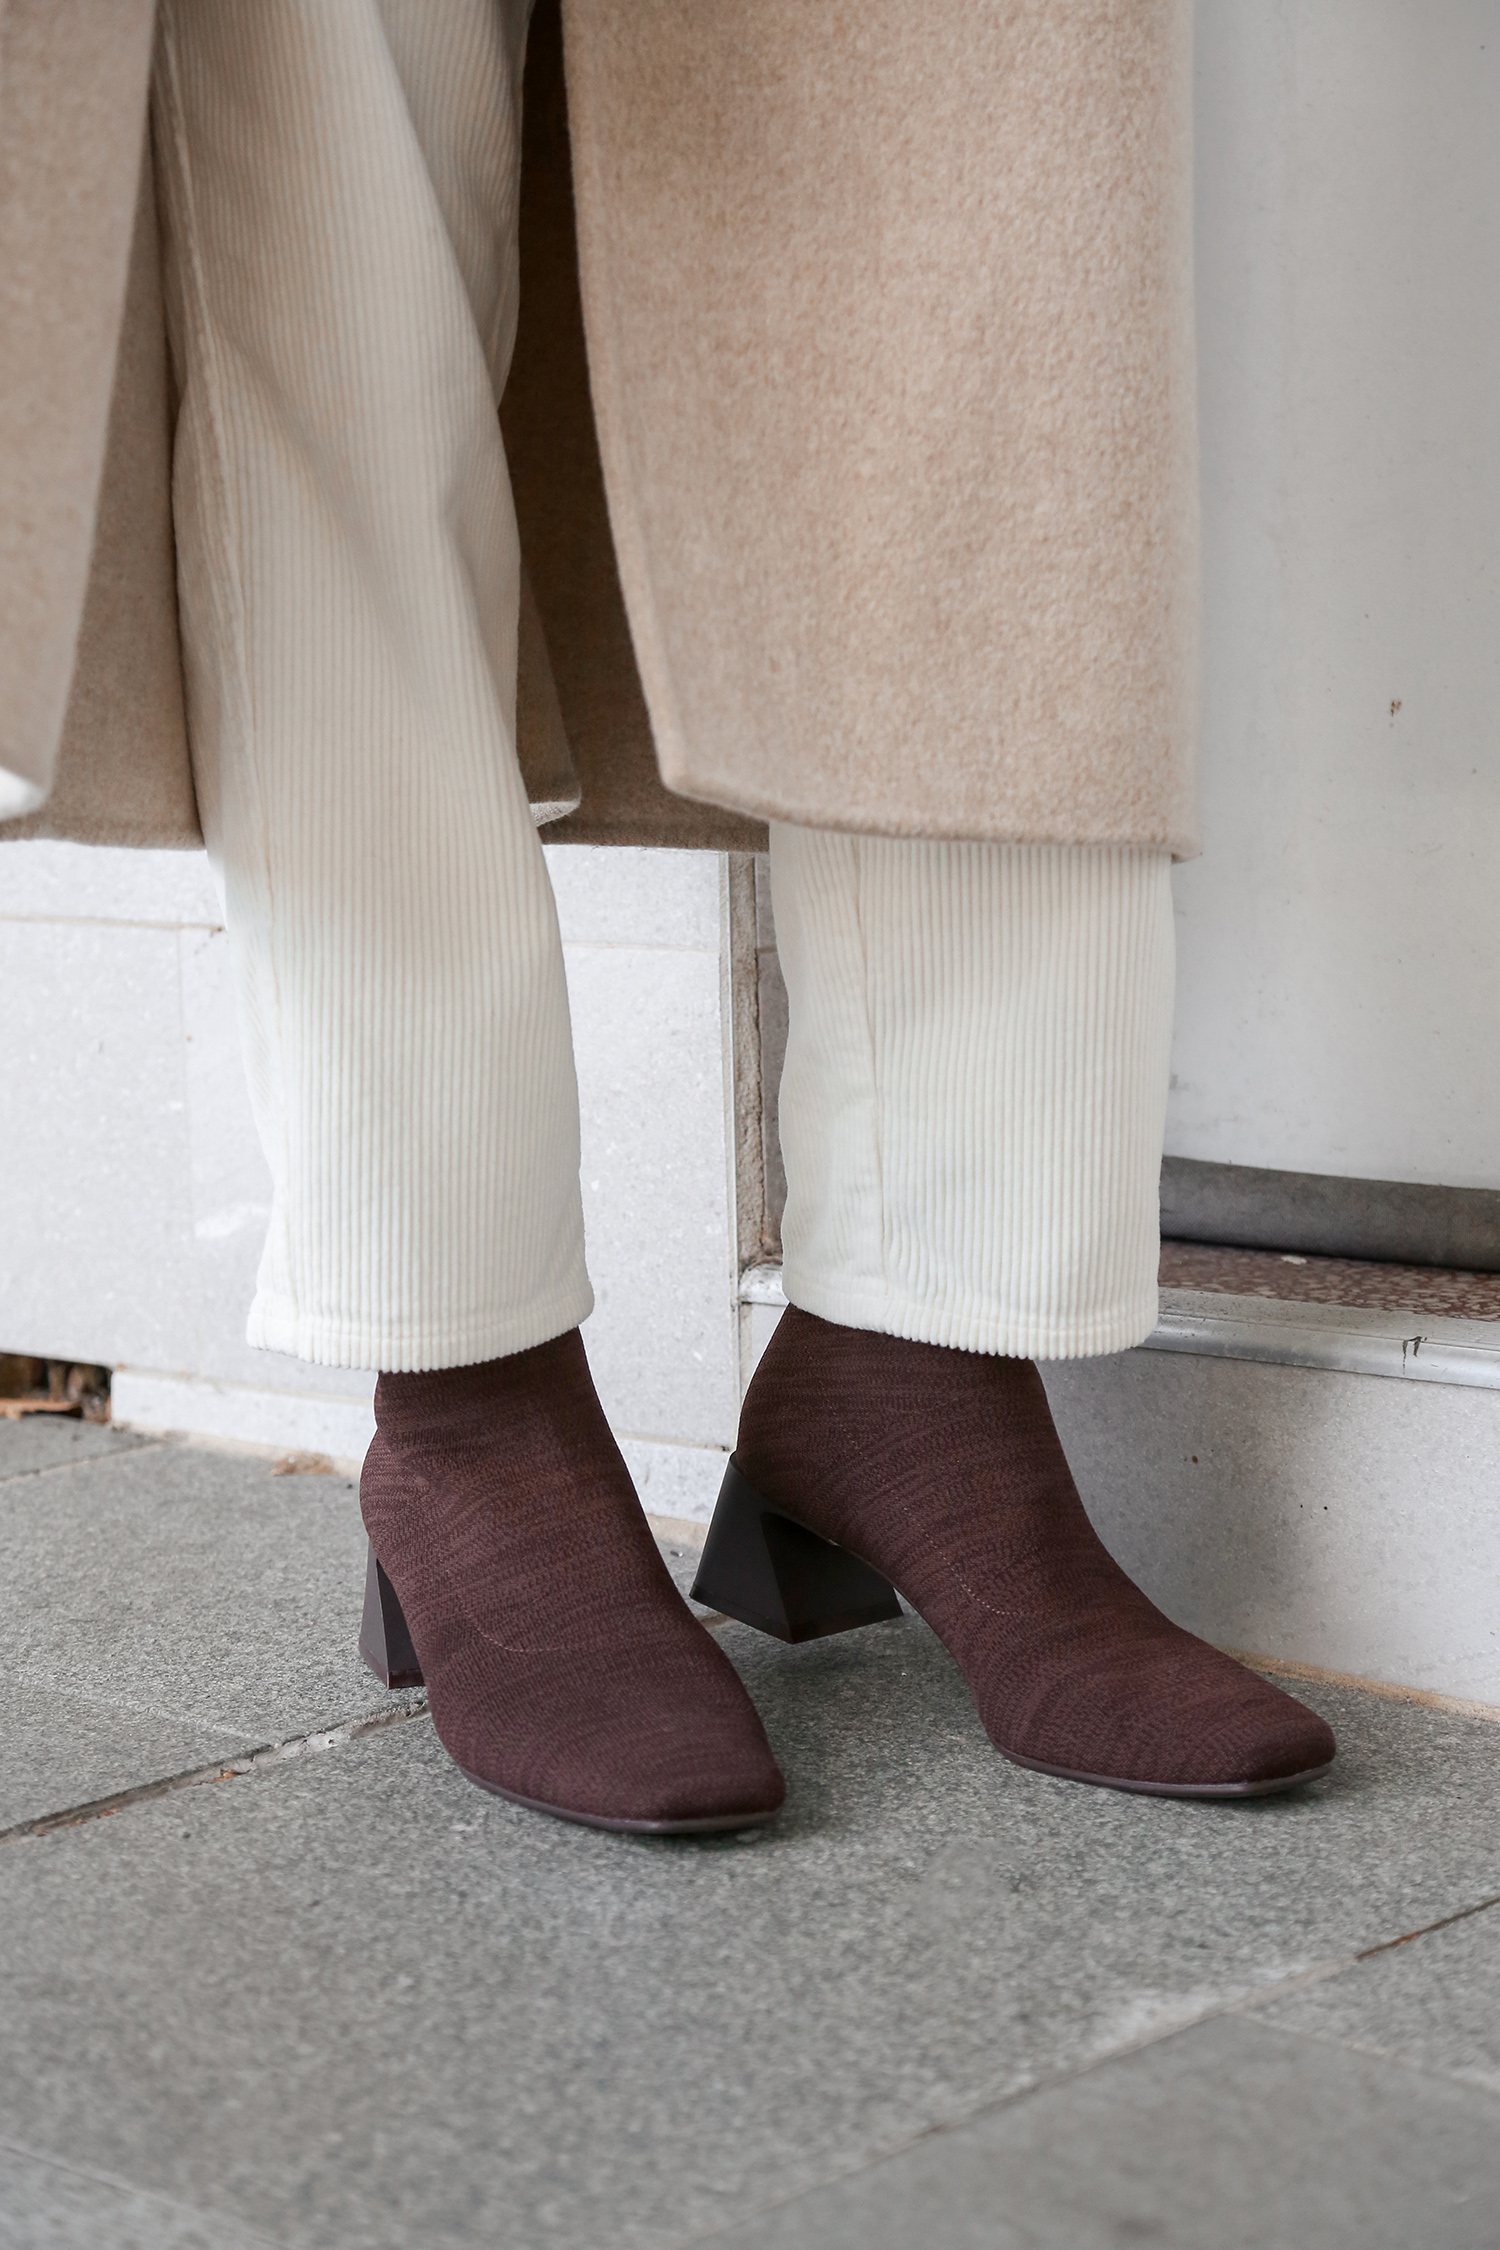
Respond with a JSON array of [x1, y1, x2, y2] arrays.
[[659, 770, 1201, 864]]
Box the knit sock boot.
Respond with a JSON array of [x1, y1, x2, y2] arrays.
[[704, 1307, 1334, 1797], [360, 1331, 784, 1831]]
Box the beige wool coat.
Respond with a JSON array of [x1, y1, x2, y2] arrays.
[[0, 0, 1199, 859]]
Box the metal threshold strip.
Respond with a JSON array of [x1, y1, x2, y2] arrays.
[[738, 1266, 1500, 1392], [1147, 1290, 1500, 1390]]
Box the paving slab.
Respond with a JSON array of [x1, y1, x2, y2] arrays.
[[0, 1678, 251, 1840], [0, 1415, 147, 1482], [4, 1421, 734, 1831], [0, 2140, 280, 2250], [1258, 1899, 1500, 2094], [706, 2013, 1500, 2250], [3, 1433, 408, 1830], [2, 1617, 1500, 2249]]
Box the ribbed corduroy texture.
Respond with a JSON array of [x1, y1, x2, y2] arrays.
[[363, 1332, 784, 1825], [770, 830, 1177, 1358], [153, 0, 590, 1370]]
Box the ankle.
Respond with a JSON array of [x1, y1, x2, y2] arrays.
[[374, 1330, 589, 1442], [738, 1304, 1045, 1455]]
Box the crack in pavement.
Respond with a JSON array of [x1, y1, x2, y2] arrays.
[[1356, 1887, 1500, 1958], [1, 1600, 729, 1847], [0, 1694, 430, 1845], [660, 1936, 1500, 2250], [0, 1438, 168, 1487]]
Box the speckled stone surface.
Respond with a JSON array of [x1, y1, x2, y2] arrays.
[[706, 2012, 1500, 2250], [0, 1423, 408, 1831], [0, 1414, 148, 1483], [1259, 1901, 1500, 2094], [0, 2143, 279, 2250], [3, 1610, 1500, 2248], [1159, 1240, 1500, 1321], [6, 1412, 1500, 2247]]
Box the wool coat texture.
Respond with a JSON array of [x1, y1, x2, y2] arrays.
[[0, 0, 1199, 859]]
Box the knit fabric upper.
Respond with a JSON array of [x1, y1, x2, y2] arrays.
[[736, 1308, 1335, 1790], [362, 1332, 783, 1825]]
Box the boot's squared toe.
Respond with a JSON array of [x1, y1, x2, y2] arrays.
[[431, 1635, 785, 1832]]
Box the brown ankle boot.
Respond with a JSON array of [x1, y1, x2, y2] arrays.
[[695, 1307, 1334, 1799], [359, 1332, 784, 1832]]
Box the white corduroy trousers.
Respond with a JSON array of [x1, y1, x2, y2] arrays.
[[152, 0, 1176, 1375]]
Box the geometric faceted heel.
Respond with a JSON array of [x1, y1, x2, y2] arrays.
[[358, 1542, 425, 1689], [690, 1456, 901, 1644]]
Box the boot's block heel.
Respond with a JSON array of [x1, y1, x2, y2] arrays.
[[691, 1458, 901, 1643], [359, 1543, 424, 1688]]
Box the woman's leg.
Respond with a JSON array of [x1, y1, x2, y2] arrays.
[[770, 831, 1173, 1359], [717, 827, 1335, 1797], [153, 0, 585, 1369], [151, 0, 782, 1830]]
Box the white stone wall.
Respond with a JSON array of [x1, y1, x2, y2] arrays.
[[1175, 3, 1500, 1189], [0, 840, 740, 1521]]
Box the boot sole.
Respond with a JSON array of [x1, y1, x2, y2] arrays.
[[457, 1766, 782, 1834], [999, 1749, 1336, 1799]]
